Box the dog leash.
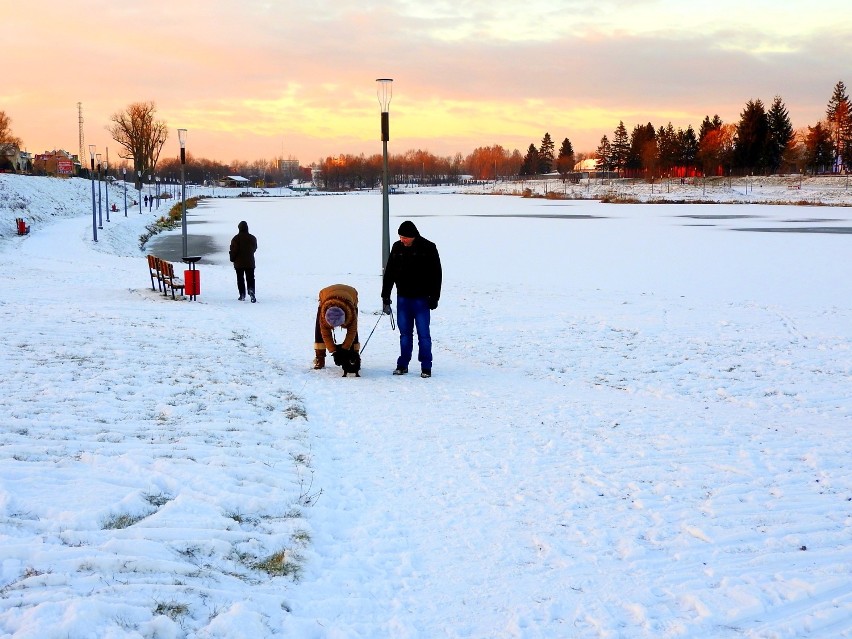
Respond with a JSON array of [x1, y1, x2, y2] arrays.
[[359, 308, 395, 355]]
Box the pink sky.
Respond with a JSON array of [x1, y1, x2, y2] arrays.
[[5, 1, 850, 167]]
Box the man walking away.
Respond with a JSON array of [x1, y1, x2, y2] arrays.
[[229, 220, 258, 302]]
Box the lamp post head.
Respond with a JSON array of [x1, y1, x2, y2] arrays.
[[376, 78, 393, 113], [377, 78, 393, 142], [122, 167, 126, 175], [88, 145, 96, 160], [178, 128, 187, 165]]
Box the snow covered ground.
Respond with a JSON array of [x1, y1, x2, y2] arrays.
[[1, 173, 850, 638]]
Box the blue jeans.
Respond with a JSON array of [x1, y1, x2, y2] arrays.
[[396, 296, 432, 370]]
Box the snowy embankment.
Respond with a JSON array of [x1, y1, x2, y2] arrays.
[[464, 173, 852, 206], [1, 173, 851, 638]]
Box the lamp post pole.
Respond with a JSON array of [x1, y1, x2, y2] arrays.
[[123, 167, 127, 216], [89, 145, 97, 242], [138, 170, 142, 214], [96, 153, 103, 229], [376, 78, 393, 272], [178, 128, 188, 258], [104, 159, 110, 223]]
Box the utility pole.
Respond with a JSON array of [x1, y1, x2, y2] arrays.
[[77, 102, 85, 170]]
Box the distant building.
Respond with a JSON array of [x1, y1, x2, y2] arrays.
[[573, 158, 598, 172], [34, 150, 77, 176], [0, 147, 32, 173], [218, 175, 251, 188]]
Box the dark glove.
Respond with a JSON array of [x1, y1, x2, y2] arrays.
[[429, 297, 439, 310], [382, 299, 392, 315], [331, 347, 344, 366]]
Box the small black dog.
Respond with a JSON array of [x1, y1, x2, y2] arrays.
[[332, 344, 361, 377]]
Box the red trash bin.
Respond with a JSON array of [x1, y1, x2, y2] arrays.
[[184, 269, 200, 297]]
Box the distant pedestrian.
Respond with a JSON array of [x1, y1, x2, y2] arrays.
[[143, 195, 148, 208], [313, 284, 359, 369], [229, 220, 258, 302], [381, 220, 442, 378]]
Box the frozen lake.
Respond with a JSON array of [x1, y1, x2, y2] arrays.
[[149, 192, 852, 309]]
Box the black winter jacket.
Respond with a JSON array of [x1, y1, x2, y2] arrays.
[[229, 222, 257, 269], [381, 235, 442, 303]]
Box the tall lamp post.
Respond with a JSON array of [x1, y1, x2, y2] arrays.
[[123, 167, 127, 216], [377, 78, 393, 271], [137, 170, 142, 214], [89, 145, 97, 242], [104, 159, 110, 223], [178, 128, 188, 258], [96, 153, 103, 229]]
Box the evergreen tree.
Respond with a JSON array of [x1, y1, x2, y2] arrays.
[[805, 122, 834, 173], [595, 135, 612, 171], [520, 143, 539, 176], [734, 99, 769, 173], [611, 121, 630, 173], [538, 132, 555, 174], [656, 122, 678, 172], [825, 80, 852, 171], [627, 123, 656, 173], [556, 137, 575, 177], [766, 96, 794, 173], [677, 125, 699, 170], [698, 115, 723, 146], [698, 116, 723, 175]]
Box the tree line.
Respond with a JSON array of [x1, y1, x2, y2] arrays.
[[1, 80, 849, 184], [520, 81, 851, 179]]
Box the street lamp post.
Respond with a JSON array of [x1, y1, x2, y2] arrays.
[[178, 128, 188, 258], [96, 153, 103, 229], [138, 170, 142, 214], [123, 167, 127, 216], [89, 145, 97, 242], [104, 160, 110, 223], [376, 78, 393, 271]]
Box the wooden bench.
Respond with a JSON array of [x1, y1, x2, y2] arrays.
[[147, 254, 164, 292], [146, 255, 185, 300], [16, 218, 30, 235]]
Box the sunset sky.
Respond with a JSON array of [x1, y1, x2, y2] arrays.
[[5, 0, 851, 167]]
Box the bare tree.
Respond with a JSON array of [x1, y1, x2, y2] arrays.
[[107, 102, 168, 189], [0, 111, 23, 170]]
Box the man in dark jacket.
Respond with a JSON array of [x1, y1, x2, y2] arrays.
[[229, 220, 258, 302], [381, 220, 442, 378]]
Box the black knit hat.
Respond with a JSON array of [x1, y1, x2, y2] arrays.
[[398, 220, 418, 238]]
